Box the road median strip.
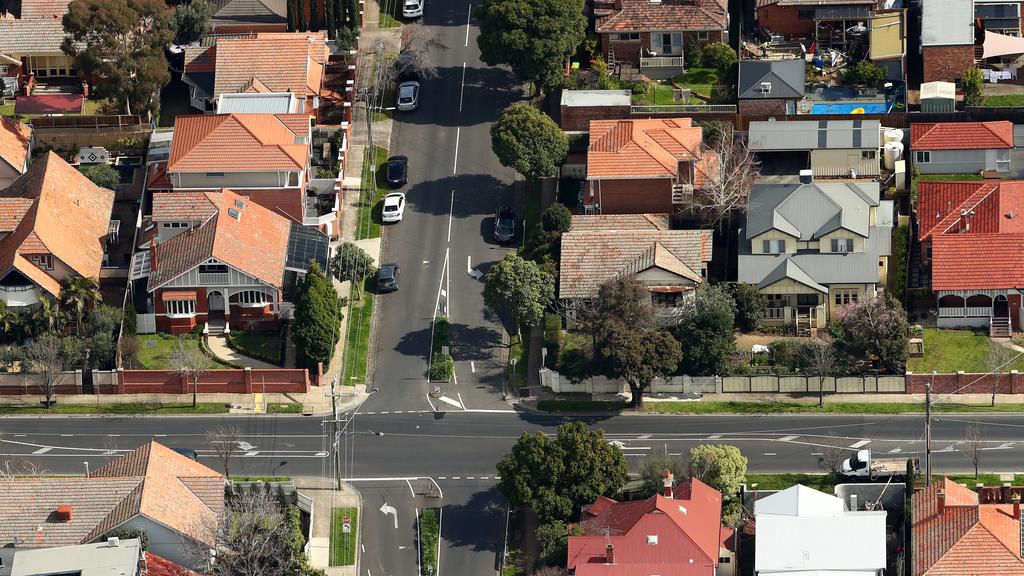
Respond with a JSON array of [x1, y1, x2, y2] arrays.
[[419, 507, 440, 576]]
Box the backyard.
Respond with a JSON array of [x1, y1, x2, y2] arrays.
[[136, 334, 234, 370], [906, 329, 1024, 373], [632, 68, 719, 105]]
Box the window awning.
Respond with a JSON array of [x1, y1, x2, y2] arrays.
[[161, 290, 196, 301], [647, 286, 688, 293]]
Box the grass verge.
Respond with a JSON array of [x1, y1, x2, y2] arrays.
[[536, 400, 1024, 414], [137, 334, 234, 369], [508, 328, 530, 388], [419, 508, 440, 576], [743, 473, 838, 493], [355, 145, 389, 241], [0, 403, 229, 415], [266, 403, 303, 414], [342, 277, 375, 385], [330, 507, 358, 566], [907, 328, 1024, 373]]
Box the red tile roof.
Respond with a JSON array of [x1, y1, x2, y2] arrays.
[[145, 553, 201, 576], [152, 191, 219, 221], [931, 233, 1024, 291], [149, 189, 290, 290], [168, 113, 310, 173], [911, 121, 1014, 150], [183, 32, 327, 99], [568, 478, 724, 576], [596, 0, 728, 33], [0, 152, 114, 297], [146, 161, 172, 191], [588, 118, 716, 183], [912, 478, 1024, 576], [0, 117, 31, 174]]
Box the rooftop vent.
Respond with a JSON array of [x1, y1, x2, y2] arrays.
[[647, 535, 658, 545], [227, 208, 241, 220], [1008, 211, 1017, 219]]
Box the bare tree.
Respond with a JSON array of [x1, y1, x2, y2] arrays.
[[205, 425, 241, 478], [119, 335, 140, 370], [395, 22, 445, 80], [987, 344, 1018, 406], [961, 422, 984, 479], [25, 334, 64, 409], [169, 337, 213, 408], [808, 339, 836, 407], [817, 431, 846, 477], [693, 126, 760, 229]]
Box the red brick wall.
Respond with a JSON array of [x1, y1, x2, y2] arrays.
[[739, 98, 790, 115], [907, 372, 1024, 394], [602, 31, 725, 66], [756, 5, 814, 38], [154, 288, 209, 334], [585, 178, 674, 214], [923, 45, 976, 83], [560, 105, 632, 131], [0, 368, 311, 395]]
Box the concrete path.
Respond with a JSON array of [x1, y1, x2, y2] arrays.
[[294, 476, 362, 576], [205, 335, 279, 369]]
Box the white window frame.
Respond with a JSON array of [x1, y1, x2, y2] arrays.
[[236, 290, 271, 307], [831, 238, 854, 253], [762, 239, 785, 254], [833, 289, 859, 306], [29, 254, 53, 270], [166, 299, 196, 317], [915, 150, 931, 163], [697, 30, 710, 41]]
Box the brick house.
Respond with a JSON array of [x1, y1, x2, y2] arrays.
[[755, 0, 878, 41], [737, 58, 805, 115], [910, 121, 1014, 175], [567, 475, 735, 576], [594, 0, 728, 75], [0, 152, 114, 310], [0, 117, 31, 187], [917, 180, 1024, 336], [921, 0, 976, 83], [584, 118, 718, 214], [182, 32, 327, 114], [167, 113, 314, 226]]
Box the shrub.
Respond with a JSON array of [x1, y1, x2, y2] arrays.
[[541, 203, 572, 234], [844, 60, 885, 87], [702, 42, 736, 73], [733, 283, 766, 331], [429, 352, 454, 381], [79, 164, 120, 190], [962, 66, 984, 107], [684, 36, 703, 68]]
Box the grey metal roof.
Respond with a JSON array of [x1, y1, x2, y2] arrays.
[[560, 90, 632, 107], [737, 226, 889, 287], [217, 92, 298, 114], [745, 182, 880, 240], [748, 120, 881, 151], [11, 539, 143, 576], [922, 0, 974, 46], [759, 259, 828, 293], [212, 0, 287, 24], [738, 59, 806, 100]]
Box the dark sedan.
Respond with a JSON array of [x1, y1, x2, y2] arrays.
[[377, 263, 400, 292], [386, 155, 408, 188], [494, 206, 516, 243]]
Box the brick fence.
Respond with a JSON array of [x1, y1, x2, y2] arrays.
[[906, 371, 1024, 395], [0, 367, 317, 396]]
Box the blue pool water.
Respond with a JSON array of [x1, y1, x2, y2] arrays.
[[811, 102, 889, 114]]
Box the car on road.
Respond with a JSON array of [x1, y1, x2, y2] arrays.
[[402, 0, 423, 17], [377, 263, 400, 292], [493, 206, 517, 243], [386, 155, 408, 188], [396, 81, 420, 111], [382, 192, 406, 223]]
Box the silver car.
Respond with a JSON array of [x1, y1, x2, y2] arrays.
[[397, 81, 420, 111]]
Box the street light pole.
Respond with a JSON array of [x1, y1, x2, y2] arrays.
[[331, 387, 378, 490]]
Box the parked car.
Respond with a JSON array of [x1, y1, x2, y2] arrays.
[[397, 81, 420, 111], [382, 192, 406, 223], [386, 155, 408, 188], [402, 0, 423, 17], [377, 263, 401, 292], [494, 206, 516, 243]]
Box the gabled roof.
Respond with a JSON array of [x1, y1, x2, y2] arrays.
[[570, 213, 671, 231], [568, 478, 724, 576], [596, 0, 727, 32], [737, 59, 806, 100], [746, 182, 880, 240], [0, 117, 31, 173], [211, 0, 286, 26], [168, 113, 310, 172], [0, 152, 114, 297], [912, 478, 1024, 575], [559, 228, 712, 299], [588, 118, 716, 183], [758, 258, 828, 293], [755, 484, 845, 517], [911, 122, 1014, 150], [149, 189, 290, 290]]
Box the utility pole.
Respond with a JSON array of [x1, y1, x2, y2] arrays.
[[925, 372, 934, 486], [330, 376, 342, 490]]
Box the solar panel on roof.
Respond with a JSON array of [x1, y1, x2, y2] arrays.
[[286, 223, 329, 272]]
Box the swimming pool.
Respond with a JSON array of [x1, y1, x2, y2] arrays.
[[810, 102, 889, 114]]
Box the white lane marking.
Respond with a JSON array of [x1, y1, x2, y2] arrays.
[[437, 395, 463, 408], [888, 447, 903, 454], [470, 361, 476, 373], [779, 435, 798, 442], [465, 409, 516, 413], [243, 451, 260, 457], [763, 452, 777, 456], [452, 368, 458, 385], [811, 452, 824, 456], [465, 3, 471, 46], [459, 62, 467, 112], [447, 190, 454, 243], [425, 395, 437, 412], [107, 434, 120, 437], [636, 434, 652, 440], [619, 446, 651, 451], [32, 447, 52, 454], [849, 440, 871, 449], [466, 476, 475, 479], [438, 476, 447, 480], [406, 479, 415, 497], [422, 260, 430, 265], [394, 411, 404, 414], [14, 435, 25, 437], [453, 127, 460, 173], [315, 451, 329, 457], [467, 255, 482, 279], [707, 434, 722, 439], [452, 476, 461, 479], [60, 434, 73, 437], [457, 392, 466, 410]]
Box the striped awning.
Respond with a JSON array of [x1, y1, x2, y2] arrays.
[[161, 290, 196, 301]]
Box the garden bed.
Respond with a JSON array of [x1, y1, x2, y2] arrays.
[[227, 330, 283, 364], [136, 334, 234, 370]]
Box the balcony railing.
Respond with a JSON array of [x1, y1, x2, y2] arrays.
[[938, 306, 992, 318], [640, 56, 685, 69], [765, 307, 785, 320]]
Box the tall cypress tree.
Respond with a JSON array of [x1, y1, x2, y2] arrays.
[[309, 0, 319, 31], [325, 0, 335, 39], [287, 0, 296, 31], [297, 0, 306, 31], [291, 262, 340, 370]]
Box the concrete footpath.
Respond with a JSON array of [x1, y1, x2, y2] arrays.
[[295, 476, 362, 576]]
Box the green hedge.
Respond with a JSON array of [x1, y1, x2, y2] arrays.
[[892, 225, 909, 307], [420, 508, 440, 576], [543, 313, 561, 369]]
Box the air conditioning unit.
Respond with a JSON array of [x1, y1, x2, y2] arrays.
[[799, 169, 814, 184], [760, 81, 772, 93]]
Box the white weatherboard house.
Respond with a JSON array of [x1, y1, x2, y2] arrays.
[[747, 120, 882, 178], [755, 485, 886, 576]]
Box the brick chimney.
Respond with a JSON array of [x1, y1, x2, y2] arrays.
[[1004, 482, 1013, 503], [605, 544, 615, 564], [937, 488, 946, 515], [1014, 494, 1021, 520], [663, 470, 674, 498], [55, 505, 72, 522]]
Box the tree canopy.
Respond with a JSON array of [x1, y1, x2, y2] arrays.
[[835, 296, 909, 373], [483, 252, 554, 334], [672, 283, 736, 376], [491, 104, 568, 180], [476, 0, 586, 89], [541, 203, 572, 234], [329, 241, 376, 289], [602, 326, 681, 407], [292, 262, 341, 370], [79, 164, 121, 190], [962, 67, 984, 107], [62, 0, 174, 118], [496, 421, 628, 523], [688, 444, 747, 521], [171, 0, 214, 44]]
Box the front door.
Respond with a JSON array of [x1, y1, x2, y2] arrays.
[[208, 291, 225, 312], [995, 294, 1009, 318]]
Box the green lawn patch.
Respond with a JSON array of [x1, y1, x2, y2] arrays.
[[355, 145, 389, 241], [916, 173, 985, 182], [379, 11, 399, 27], [743, 473, 838, 493], [228, 330, 282, 364], [673, 67, 718, 98], [0, 403, 228, 415], [136, 334, 234, 370], [536, 399, 1024, 414], [907, 329, 1024, 373], [419, 508, 440, 576], [342, 277, 375, 385], [508, 328, 530, 388], [266, 403, 303, 414], [330, 507, 358, 566], [632, 81, 679, 105], [0, 101, 14, 118], [983, 94, 1024, 107]]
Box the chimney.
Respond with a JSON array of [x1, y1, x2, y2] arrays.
[[937, 488, 946, 515], [55, 505, 72, 522], [1013, 494, 1021, 520], [34, 527, 44, 546], [663, 470, 674, 498], [605, 544, 615, 565], [1004, 482, 1013, 504]]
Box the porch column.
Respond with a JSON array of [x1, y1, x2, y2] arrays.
[[273, 291, 281, 317], [784, 306, 793, 324]]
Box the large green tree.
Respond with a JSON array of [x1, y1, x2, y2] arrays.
[[602, 326, 682, 407], [171, 0, 214, 44], [673, 283, 736, 376], [688, 444, 747, 521], [497, 421, 627, 523], [79, 164, 120, 190], [476, 0, 585, 89], [61, 276, 101, 337], [491, 104, 567, 181], [62, 0, 174, 118], [835, 295, 909, 373], [292, 262, 341, 370], [483, 253, 554, 339], [329, 241, 375, 297]]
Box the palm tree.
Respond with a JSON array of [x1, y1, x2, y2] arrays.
[[27, 295, 63, 336], [61, 276, 101, 337]]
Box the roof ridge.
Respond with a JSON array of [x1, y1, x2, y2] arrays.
[[176, 476, 220, 515], [935, 183, 1000, 237]]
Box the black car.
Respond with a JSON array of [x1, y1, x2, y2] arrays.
[[377, 263, 401, 292], [494, 206, 516, 243], [386, 155, 408, 188]]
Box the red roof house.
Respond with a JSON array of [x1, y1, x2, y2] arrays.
[[584, 118, 718, 215], [912, 478, 1024, 575], [567, 476, 733, 576], [593, 0, 727, 71], [0, 117, 31, 187], [917, 180, 1024, 335], [911, 122, 1014, 175]]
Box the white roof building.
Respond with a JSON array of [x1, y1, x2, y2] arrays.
[[921, 0, 974, 46], [754, 485, 886, 576]]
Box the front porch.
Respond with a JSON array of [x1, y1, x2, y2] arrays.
[[762, 294, 827, 336], [935, 290, 1018, 337]]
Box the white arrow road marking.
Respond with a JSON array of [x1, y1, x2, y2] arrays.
[[437, 395, 463, 408], [32, 447, 52, 454], [315, 451, 329, 457], [888, 447, 903, 454], [243, 451, 260, 457], [467, 256, 483, 279], [379, 503, 398, 529], [608, 440, 626, 449], [849, 440, 871, 449], [707, 434, 722, 440], [636, 434, 652, 440], [779, 435, 798, 442], [237, 441, 256, 451]]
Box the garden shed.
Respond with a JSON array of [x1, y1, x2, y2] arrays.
[[919, 81, 956, 113]]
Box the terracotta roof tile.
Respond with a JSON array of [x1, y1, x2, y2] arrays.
[[152, 191, 219, 221], [185, 32, 327, 100], [168, 113, 310, 173], [0, 117, 31, 174], [596, 0, 727, 32], [588, 118, 715, 183], [145, 552, 201, 576], [911, 122, 1014, 150], [0, 197, 33, 232], [19, 0, 70, 19], [570, 213, 672, 231], [931, 233, 1024, 291]]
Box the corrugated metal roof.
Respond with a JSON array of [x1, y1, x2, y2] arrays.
[[217, 92, 298, 114], [748, 120, 881, 151], [560, 90, 632, 107], [746, 182, 880, 240], [920, 81, 956, 101], [922, 0, 974, 46]]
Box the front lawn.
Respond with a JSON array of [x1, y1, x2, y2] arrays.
[[227, 330, 282, 364], [743, 473, 837, 493], [906, 329, 1024, 373], [330, 507, 358, 566], [983, 94, 1024, 107], [673, 67, 718, 98], [632, 81, 679, 105], [136, 334, 234, 370]]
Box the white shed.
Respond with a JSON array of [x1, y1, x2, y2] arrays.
[[920, 82, 956, 113]]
